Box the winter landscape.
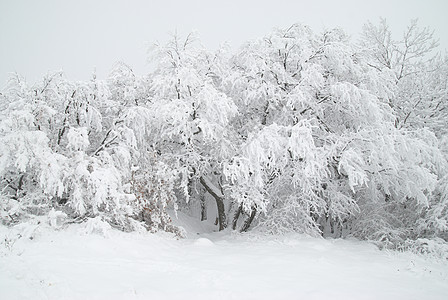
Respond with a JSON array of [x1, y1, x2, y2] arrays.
[[1, 1, 448, 299], [1, 213, 448, 299]]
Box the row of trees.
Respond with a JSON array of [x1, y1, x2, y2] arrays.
[[1, 20, 447, 247]]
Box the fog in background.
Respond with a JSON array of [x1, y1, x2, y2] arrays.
[[1, 0, 447, 88]]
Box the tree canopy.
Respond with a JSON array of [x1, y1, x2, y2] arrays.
[[1, 20, 447, 249]]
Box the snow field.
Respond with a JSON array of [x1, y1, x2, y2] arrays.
[[1, 215, 447, 300]]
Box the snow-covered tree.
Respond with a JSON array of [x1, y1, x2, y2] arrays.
[[220, 23, 447, 243], [0, 69, 184, 235], [144, 34, 238, 231], [354, 19, 448, 245], [1, 22, 447, 248], [361, 18, 447, 136]]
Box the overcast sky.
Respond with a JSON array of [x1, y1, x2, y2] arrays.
[[1, 0, 447, 88]]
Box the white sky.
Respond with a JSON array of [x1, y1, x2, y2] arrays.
[[1, 0, 447, 88]]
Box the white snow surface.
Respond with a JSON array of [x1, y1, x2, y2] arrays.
[[1, 213, 447, 300]]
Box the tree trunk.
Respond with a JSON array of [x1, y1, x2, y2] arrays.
[[232, 204, 243, 230], [200, 176, 227, 231], [240, 207, 257, 232], [200, 190, 207, 221], [215, 198, 226, 231]]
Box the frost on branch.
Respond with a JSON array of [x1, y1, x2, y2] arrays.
[[67, 127, 89, 151], [338, 148, 368, 192]]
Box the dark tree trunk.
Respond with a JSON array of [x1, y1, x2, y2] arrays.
[[200, 190, 207, 221], [232, 204, 243, 230], [240, 207, 257, 232], [200, 176, 227, 231], [214, 197, 227, 231], [17, 174, 24, 191]]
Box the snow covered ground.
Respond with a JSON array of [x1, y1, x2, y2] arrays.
[[1, 213, 447, 300]]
